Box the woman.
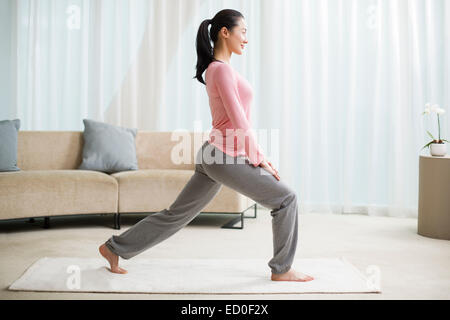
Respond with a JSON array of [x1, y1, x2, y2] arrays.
[[99, 9, 314, 282]]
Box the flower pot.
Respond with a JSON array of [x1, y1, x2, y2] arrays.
[[429, 143, 447, 156]]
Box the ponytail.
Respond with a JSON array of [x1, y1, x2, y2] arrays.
[[193, 9, 244, 85], [193, 19, 214, 85]]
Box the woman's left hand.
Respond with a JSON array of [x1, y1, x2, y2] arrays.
[[266, 160, 280, 180], [267, 161, 278, 173]]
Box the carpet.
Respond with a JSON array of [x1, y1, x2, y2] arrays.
[[8, 256, 381, 294]]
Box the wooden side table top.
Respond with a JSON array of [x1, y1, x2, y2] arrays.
[[419, 154, 450, 159]]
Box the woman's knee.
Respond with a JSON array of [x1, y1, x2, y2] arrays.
[[262, 188, 297, 211], [279, 190, 297, 208]]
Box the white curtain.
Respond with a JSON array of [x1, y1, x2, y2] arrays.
[[2, 0, 449, 218]]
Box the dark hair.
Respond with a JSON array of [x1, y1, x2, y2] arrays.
[[193, 9, 244, 85]]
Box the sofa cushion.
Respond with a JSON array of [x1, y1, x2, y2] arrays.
[[78, 119, 138, 173], [15, 131, 210, 171], [17, 131, 84, 170], [135, 131, 208, 170], [0, 119, 21, 172], [111, 169, 251, 213], [0, 170, 118, 220]]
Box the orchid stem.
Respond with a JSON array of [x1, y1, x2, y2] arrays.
[[437, 114, 441, 140]]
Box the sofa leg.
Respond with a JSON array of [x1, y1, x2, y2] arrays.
[[247, 203, 257, 218], [221, 212, 244, 229], [43, 217, 50, 229], [243, 203, 257, 219], [114, 213, 121, 230]]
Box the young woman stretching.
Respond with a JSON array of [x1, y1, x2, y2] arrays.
[[99, 9, 314, 282]]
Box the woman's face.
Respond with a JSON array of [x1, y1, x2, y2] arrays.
[[232, 18, 248, 55], [219, 18, 248, 55]]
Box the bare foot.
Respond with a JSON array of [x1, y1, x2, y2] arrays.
[[99, 243, 128, 274], [271, 268, 314, 282]]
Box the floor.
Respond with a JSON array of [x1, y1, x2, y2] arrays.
[[0, 208, 449, 300]]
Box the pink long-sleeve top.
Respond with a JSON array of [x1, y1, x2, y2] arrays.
[[205, 60, 265, 167]]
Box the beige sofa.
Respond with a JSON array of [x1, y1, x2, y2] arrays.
[[0, 131, 257, 229]]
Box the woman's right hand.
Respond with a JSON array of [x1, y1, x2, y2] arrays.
[[259, 159, 280, 181]]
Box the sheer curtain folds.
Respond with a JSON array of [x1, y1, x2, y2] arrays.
[[1, 0, 448, 217]]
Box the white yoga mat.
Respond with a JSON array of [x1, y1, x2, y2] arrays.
[[8, 257, 381, 294]]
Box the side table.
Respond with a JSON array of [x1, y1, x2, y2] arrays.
[[418, 154, 450, 240]]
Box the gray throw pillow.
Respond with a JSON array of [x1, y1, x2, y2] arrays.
[[0, 119, 21, 172], [78, 119, 139, 173]]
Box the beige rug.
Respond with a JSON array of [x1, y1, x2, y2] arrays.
[[8, 257, 381, 294]]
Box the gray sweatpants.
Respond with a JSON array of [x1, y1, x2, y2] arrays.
[[105, 141, 299, 274]]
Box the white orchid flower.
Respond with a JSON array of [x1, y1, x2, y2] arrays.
[[423, 102, 432, 114], [431, 104, 439, 112], [422, 102, 446, 116]]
